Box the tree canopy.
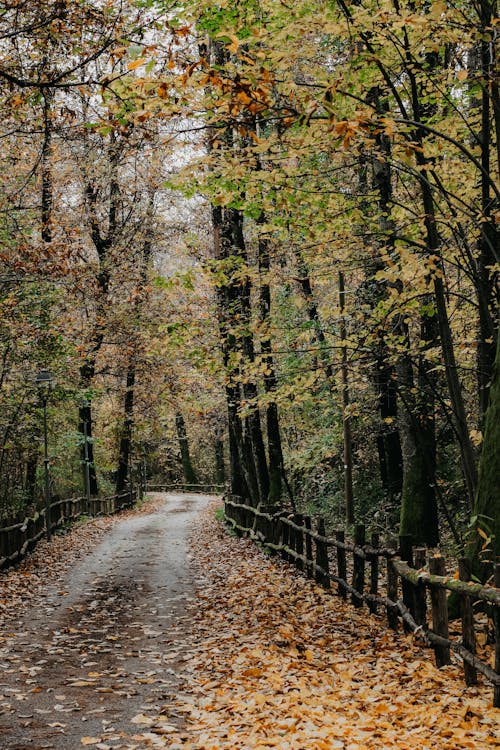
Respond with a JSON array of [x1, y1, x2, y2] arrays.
[[0, 0, 498, 571]]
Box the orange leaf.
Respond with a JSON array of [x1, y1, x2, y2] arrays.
[[127, 58, 146, 71]]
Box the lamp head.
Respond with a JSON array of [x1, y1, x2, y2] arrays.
[[35, 369, 54, 392]]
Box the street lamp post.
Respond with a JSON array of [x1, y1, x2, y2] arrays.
[[142, 449, 147, 492], [35, 369, 54, 540]]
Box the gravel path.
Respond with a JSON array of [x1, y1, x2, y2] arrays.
[[0, 492, 211, 750]]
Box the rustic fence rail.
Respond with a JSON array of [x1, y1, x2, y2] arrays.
[[224, 496, 500, 707], [0, 489, 137, 571], [145, 482, 224, 495]]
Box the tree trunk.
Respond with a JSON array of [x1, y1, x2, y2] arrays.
[[401, 29, 478, 508], [293, 248, 335, 385], [211, 200, 269, 505], [115, 362, 135, 494], [25, 453, 37, 504], [175, 412, 198, 485], [398, 322, 439, 548], [215, 437, 225, 485], [41, 91, 53, 243], [230, 207, 270, 504], [258, 231, 285, 507], [369, 87, 404, 500], [477, 0, 500, 421], [471, 328, 500, 569], [226, 385, 250, 497], [79, 360, 99, 497], [375, 355, 403, 499], [77, 134, 119, 495], [339, 271, 354, 524], [212, 204, 252, 499]]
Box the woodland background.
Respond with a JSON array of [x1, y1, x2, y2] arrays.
[[0, 0, 499, 575]]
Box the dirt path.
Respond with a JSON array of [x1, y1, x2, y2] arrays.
[[0, 492, 211, 750]]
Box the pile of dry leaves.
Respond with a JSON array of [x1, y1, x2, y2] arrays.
[[154, 503, 499, 750]]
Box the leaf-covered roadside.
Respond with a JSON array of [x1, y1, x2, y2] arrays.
[[159, 504, 499, 750]]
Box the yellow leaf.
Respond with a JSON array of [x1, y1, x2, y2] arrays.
[[157, 82, 169, 99], [227, 34, 240, 53], [242, 667, 262, 677], [469, 428, 483, 447], [127, 58, 146, 71], [131, 713, 154, 725], [457, 69, 468, 81], [431, 0, 447, 18], [70, 680, 94, 687]]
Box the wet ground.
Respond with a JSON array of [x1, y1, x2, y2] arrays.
[[0, 493, 211, 750]]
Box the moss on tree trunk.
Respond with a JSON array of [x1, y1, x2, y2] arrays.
[[471, 330, 500, 570]]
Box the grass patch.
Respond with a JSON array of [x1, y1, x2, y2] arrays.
[[214, 506, 225, 522]]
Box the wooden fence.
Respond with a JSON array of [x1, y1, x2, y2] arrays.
[[224, 496, 500, 707], [0, 489, 137, 571], [145, 482, 224, 495]]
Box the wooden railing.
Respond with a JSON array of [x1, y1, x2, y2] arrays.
[[0, 489, 138, 571], [145, 482, 224, 495], [224, 496, 500, 707]]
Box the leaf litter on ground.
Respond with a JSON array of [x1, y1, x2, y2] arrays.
[[0, 493, 181, 750], [145, 502, 499, 750], [1, 496, 499, 750], [0, 495, 167, 625]]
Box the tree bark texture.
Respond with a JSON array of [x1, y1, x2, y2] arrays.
[[175, 412, 198, 486], [115, 363, 136, 494], [472, 328, 500, 566]]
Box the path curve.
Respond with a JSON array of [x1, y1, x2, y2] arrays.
[[0, 492, 211, 749]]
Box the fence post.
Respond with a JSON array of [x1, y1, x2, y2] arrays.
[[270, 512, 282, 551], [244, 505, 252, 536], [352, 524, 365, 607], [304, 516, 314, 578], [399, 534, 415, 632], [281, 519, 290, 562], [20, 519, 27, 554], [386, 557, 399, 630], [258, 507, 270, 546], [288, 517, 296, 562], [3, 526, 11, 560], [315, 518, 330, 589], [254, 507, 262, 540], [493, 564, 500, 708], [368, 532, 379, 614], [413, 547, 427, 627], [0, 528, 7, 562], [428, 555, 451, 667], [336, 530, 347, 599], [266, 512, 275, 547], [458, 557, 477, 686], [273, 514, 281, 553], [294, 514, 304, 572], [235, 501, 243, 537]]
